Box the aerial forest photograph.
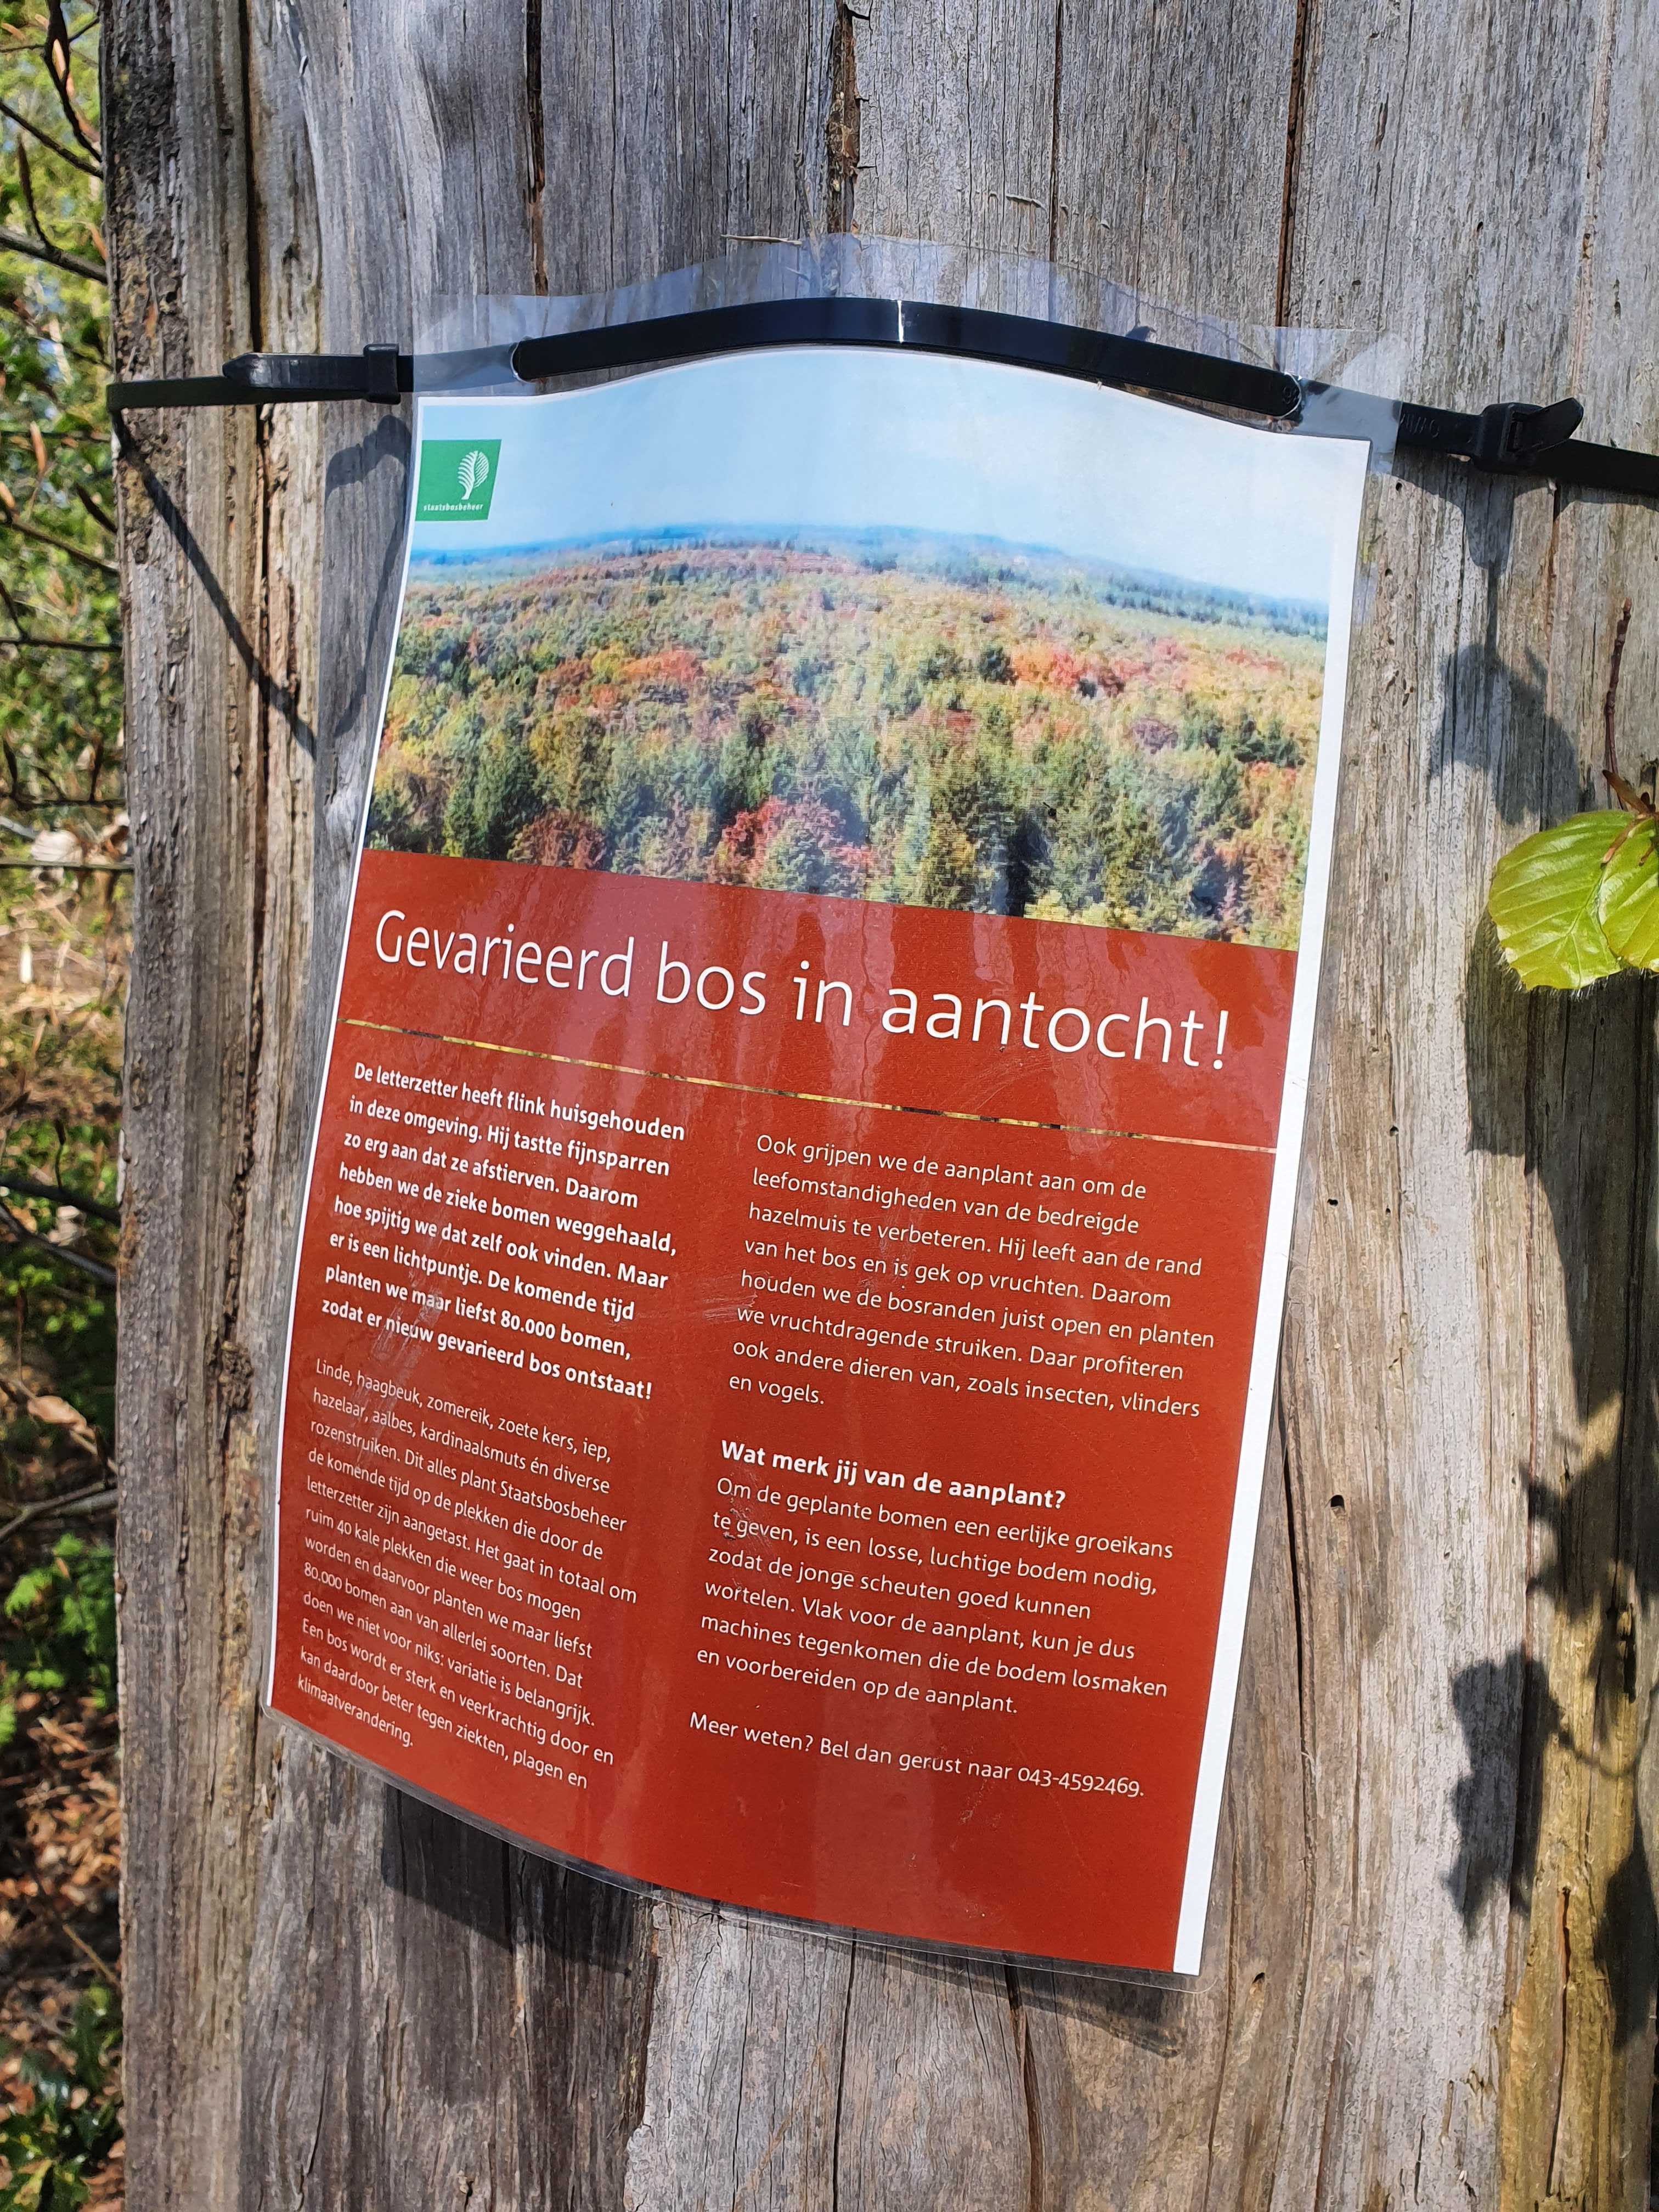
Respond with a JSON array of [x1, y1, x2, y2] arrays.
[[368, 525, 1332, 950]]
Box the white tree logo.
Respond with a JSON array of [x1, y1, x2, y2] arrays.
[[456, 447, 492, 501]]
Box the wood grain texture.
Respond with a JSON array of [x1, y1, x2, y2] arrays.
[[106, 0, 1659, 2204]]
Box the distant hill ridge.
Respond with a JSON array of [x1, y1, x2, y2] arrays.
[[409, 523, 1328, 639]]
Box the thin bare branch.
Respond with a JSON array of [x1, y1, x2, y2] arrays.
[[0, 223, 105, 282], [0, 509, 117, 573], [38, 1898, 121, 1989], [0, 92, 101, 175], [72, 482, 115, 533], [15, 141, 57, 252], [42, 0, 101, 161], [0, 857, 129, 873], [1602, 599, 1633, 785], [0, 1483, 116, 1548], [2, 288, 110, 361], [0, 1746, 107, 1788], [0, 795, 128, 811], [0, 1170, 120, 1223], [0, 576, 122, 647], [0, 1207, 119, 1280]]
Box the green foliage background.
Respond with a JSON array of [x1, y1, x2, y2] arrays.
[[0, 0, 122, 1428], [0, 0, 117, 809], [1, 7, 122, 2198], [0, 1530, 113, 1750], [0, 1980, 119, 2211]]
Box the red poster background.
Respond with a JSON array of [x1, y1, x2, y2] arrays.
[[268, 851, 1293, 1970]]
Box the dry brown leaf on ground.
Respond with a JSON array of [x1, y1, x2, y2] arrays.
[[22, 1394, 85, 1427]]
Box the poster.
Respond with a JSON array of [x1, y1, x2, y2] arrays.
[[267, 346, 1367, 1975]]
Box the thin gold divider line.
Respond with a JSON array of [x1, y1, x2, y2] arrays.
[[339, 1018, 1278, 1155]]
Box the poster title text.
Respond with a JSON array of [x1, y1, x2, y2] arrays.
[[371, 911, 1234, 1073]]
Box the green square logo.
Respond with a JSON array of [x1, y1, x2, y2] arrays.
[[415, 437, 501, 520]]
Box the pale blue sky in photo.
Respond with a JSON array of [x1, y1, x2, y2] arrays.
[[410, 347, 1363, 605]]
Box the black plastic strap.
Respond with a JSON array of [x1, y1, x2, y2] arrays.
[[1392, 394, 1659, 494], [509, 297, 1305, 419], [104, 373, 269, 410], [104, 298, 1659, 500], [106, 343, 414, 411]]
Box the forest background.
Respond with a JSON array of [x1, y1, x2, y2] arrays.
[[0, 1, 126, 2204], [373, 529, 1330, 952]]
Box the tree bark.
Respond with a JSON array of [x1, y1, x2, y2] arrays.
[[107, 1, 1659, 2204]]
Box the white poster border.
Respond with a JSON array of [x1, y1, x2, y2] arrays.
[[264, 353, 1373, 1984]]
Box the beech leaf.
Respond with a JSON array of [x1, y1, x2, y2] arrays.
[[1487, 811, 1624, 989], [1598, 815, 1659, 972]]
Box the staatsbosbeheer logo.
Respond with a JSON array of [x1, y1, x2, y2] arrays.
[[415, 438, 502, 520]]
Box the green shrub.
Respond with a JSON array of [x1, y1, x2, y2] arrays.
[[0, 1985, 121, 2211], [0, 1535, 115, 1752]]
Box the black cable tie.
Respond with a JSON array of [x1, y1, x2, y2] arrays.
[[506, 298, 1305, 419], [103, 300, 1659, 501], [108, 344, 415, 411], [1510, 398, 1585, 453]]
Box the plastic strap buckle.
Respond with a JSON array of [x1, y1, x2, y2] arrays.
[[1470, 397, 1586, 469]]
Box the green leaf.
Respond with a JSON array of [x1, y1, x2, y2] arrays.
[[1598, 815, 1659, 971], [1487, 811, 1624, 989]]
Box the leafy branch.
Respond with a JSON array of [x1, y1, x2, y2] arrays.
[[1486, 602, 1659, 988]]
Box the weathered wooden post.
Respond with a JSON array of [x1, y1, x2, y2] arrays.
[[106, 2, 1658, 2203]]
